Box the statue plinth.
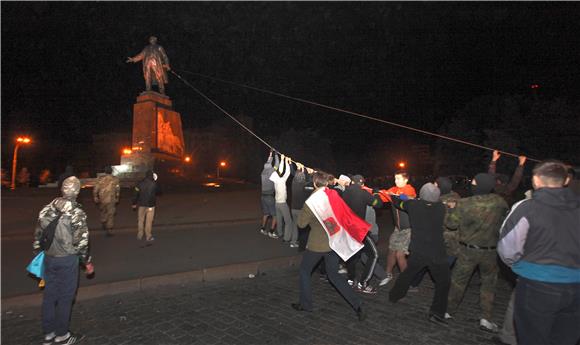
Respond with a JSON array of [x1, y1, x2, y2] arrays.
[[117, 91, 185, 180]]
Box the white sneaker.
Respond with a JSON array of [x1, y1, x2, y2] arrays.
[[480, 318, 499, 333], [338, 267, 348, 274], [379, 273, 393, 286], [444, 313, 453, 320], [290, 242, 299, 248], [260, 229, 268, 235], [43, 332, 56, 345], [347, 279, 355, 286]]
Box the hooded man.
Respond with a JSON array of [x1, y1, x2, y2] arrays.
[[33, 176, 93, 345], [409, 176, 461, 290], [132, 170, 159, 243], [445, 173, 509, 332], [389, 183, 450, 325]]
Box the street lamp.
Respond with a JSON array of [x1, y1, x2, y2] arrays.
[[398, 161, 406, 169], [11, 136, 32, 190], [217, 161, 227, 179]]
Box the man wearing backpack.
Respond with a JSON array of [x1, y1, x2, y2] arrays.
[[93, 166, 120, 237], [33, 176, 93, 345]]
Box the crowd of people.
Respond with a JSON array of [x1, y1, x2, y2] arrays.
[[259, 150, 579, 345], [28, 150, 579, 345]]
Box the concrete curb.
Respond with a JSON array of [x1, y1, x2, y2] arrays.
[[1, 254, 302, 311]]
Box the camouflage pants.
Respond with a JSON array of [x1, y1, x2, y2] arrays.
[[448, 246, 498, 320], [98, 202, 117, 230], [443, 231, 459, 257]]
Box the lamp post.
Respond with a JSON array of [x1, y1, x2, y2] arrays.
[[11, 136, 32, 190], [216, 161, 227, 179]]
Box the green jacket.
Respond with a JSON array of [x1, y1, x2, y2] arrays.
[[445, 193, 508, 247], [297, 204, 331, 253]]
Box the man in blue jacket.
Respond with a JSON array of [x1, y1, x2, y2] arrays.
[[498, 160, 580, 345]]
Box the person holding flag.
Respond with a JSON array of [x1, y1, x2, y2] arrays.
[[291, 171, 369, 321]]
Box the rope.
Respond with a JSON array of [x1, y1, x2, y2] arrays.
[[169, 69, 315, 171], [175, 69, 541, 163]]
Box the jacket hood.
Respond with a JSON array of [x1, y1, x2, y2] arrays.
[[534, 187, 580, 210], [419, 182, 440, 202], [61, 176, 80, 198]]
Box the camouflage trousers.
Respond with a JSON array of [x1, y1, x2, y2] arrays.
[[448, 245, 498, 320], [98, 202, 117, 230]]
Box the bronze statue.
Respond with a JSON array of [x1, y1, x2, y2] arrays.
[[127, 36, 171, 95]]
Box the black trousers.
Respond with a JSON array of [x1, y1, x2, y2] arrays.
[[346, 235, 378, 286], [514, 277, 580, 345], [299, 250, 361, 311], [389, 253, 450, 317]]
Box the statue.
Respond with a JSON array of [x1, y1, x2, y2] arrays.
[[127, 36, 171, 95]]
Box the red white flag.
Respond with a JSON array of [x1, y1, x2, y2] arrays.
[[305, 187, 371, 261]]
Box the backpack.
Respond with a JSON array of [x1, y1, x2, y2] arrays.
[[39, 211, 62, 251]]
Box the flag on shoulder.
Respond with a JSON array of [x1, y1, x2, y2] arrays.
[[305, 187, 370, 261]]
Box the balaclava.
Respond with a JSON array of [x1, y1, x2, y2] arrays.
[[471, 173, 496, 195], [435, 177, 453, 195]]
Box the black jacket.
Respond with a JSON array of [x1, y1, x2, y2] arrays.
[[392, 195, 447, 260], [342, 184, 382, 219], [291, 170, 313, 210], [132, 177, 158, 207]]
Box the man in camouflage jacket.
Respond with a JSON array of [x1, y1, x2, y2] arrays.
[[33, 176, 93, 344], [93, 166, 120, 237], [445, 173, 508, 333]]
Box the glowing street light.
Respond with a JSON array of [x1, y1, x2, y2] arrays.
[[184, 156, 191, 163], [11, 136, 32, 190], [217, 161, 227, 179], [398, 161, 406, 169], [122, 148, 132, 155]]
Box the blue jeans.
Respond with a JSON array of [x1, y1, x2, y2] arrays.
[[515, 277, 580, 345], [42, 255, 79, 336]]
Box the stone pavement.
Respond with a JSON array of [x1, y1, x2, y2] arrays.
[[1, 267, 511, 345]]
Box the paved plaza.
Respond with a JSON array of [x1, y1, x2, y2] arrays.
[[2, 267, 511, 345]]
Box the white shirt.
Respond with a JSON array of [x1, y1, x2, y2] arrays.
[[269, 159, 291, 203]]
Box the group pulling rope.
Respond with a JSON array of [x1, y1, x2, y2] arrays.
[[170, 68, 542, 167]]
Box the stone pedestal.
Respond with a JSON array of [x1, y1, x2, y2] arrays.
[[116, 91, 185, 181]]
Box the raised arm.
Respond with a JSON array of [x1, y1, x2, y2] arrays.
[[504, 156, 527, 195]]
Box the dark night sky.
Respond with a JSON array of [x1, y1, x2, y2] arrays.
[[2, 2, 580, 173]]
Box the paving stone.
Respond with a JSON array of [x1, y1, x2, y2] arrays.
[[1, 268, 512, 345]]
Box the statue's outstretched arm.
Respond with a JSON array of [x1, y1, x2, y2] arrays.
[[126, 50, 145, 63]]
